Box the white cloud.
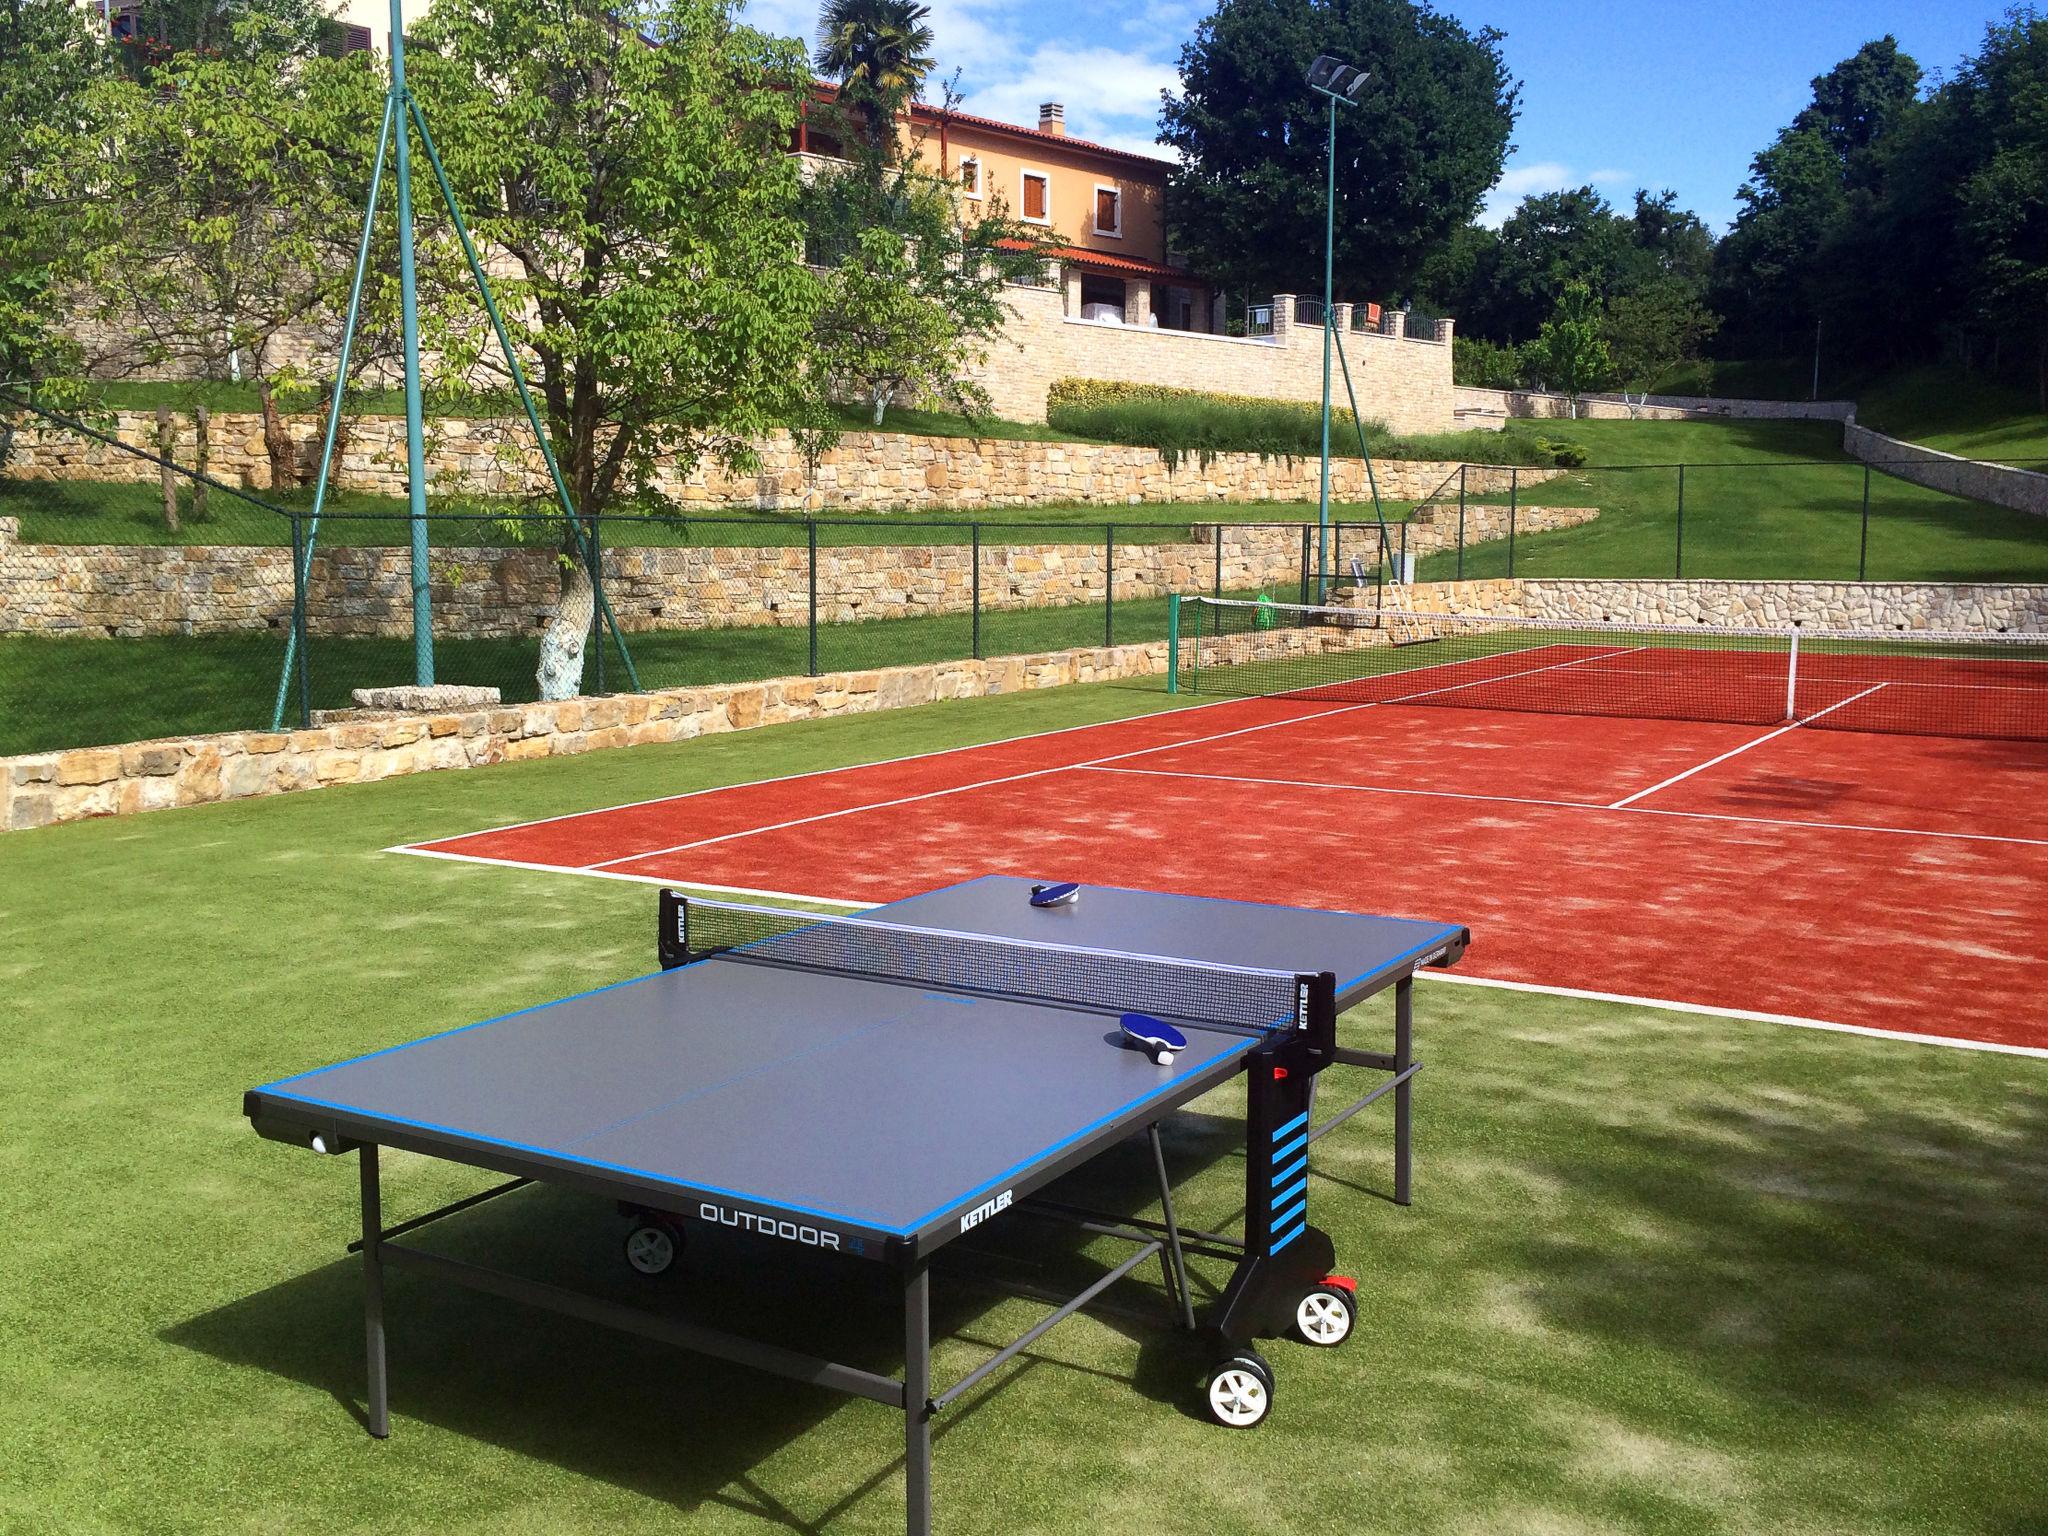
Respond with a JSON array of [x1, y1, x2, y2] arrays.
[[1479, 159, 1638, 226], [961, 43, 1177, 140]]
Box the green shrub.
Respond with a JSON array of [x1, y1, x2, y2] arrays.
[[1532, 436, 1589, 468]]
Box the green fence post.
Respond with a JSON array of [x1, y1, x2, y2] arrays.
[[1167, 593, 1180, 694], [1858, 463, 1871, 581], [971, 523, 982, 661], [1675, 464, 1685, 579], [1299, 524, 1311, 605], [590, 515, 606, 696], [807, 519, 819, 676], [1399, 518, 1409, 584], [291, 510, 311, 727], [1456, 464, 1466, 581], [1212, 525, 1223, 633], [1507, 468, 1518, 578], [1104, 523, 1115, 649]]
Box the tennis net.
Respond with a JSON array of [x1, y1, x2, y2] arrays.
[[1173, 596, 2048, 741], [673, 895, 1307, 1033]]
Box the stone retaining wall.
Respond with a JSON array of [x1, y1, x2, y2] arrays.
[[1843, 422, 2048, 520], [1, 643, 1174, 831], [0, 501, 1595, 639], [1394, 577, 2048, 632], [1453, 387, 1857, 428], [4, 409, 1508, 511]]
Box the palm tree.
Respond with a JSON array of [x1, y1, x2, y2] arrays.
[[814, 0, 936, 156]]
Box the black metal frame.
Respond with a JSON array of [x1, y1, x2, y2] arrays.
[[265, 909, 1467, 1536]]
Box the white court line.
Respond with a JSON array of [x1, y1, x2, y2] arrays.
[[1607, 682, 1891, 809], [1082, 763, 2048, 849], [577, 641, 1646, 871], [377, 848, 2048, 1060], [1424, 971, 2048, 1059]]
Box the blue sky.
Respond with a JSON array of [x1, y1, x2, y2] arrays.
[[741, 0, 2011, 232]]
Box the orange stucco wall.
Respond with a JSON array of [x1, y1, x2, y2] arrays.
[[909, 124, 1171, 267]]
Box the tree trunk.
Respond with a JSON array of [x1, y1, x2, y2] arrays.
[[191, 403, 210, 523], [536, 547, 594, 701], [321, 376, 351, 490], [258, 382, 296, 490], [871, 383, 891, 426], [155, 405, 180, 533]]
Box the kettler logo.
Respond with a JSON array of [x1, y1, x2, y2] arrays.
[[1296, 983, 1311, 1031], [959, 1189, 1013, 1233], [699, 1202, 841, 1251]]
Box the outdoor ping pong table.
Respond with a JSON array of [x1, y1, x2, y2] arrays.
[[245, 874, 1469, 1534]]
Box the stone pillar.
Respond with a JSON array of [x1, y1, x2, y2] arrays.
[[1382, 309, 1408, 340], [1209, 293, 1226, 334], [1062, 265, 1083, 318], [1271, 294, 1295, 341], [1331, 302, 1352, 334], [1123, 278, 1152, 327], [1433, 317, 1456, 345]]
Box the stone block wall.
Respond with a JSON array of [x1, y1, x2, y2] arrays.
[[0, 501, 1595, 640], [1452, 387, 1858, 427], [1394, 577, 2048, 632], [971, 285, 1456, 431], [1843, 422, 2048, 520], [1, 641, 1172, 831], [4, 409, 1506, 511]]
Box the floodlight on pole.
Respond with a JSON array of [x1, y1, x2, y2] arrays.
[[1305, 54, 1366, 601]]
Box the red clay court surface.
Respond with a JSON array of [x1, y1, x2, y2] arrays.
[[399, 665, 2048, 1054]]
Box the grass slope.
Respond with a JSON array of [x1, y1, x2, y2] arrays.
[[1854, 366, 2048, 467], [1418, 419, 2048, 584], [1, 682, 2043, 1535]]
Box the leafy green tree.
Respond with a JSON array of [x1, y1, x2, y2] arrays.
[[1159, 0, 1518, 299], [408, 0, 825, 698], [105, 0, 342, 80], [1603, 278, 1718, 394], [0, 0, 109, 461], [81, 41, 397, 490], [1536, 280, 1609, 413], [813, 0, 934, 158], [802, 82, 1055, 424]]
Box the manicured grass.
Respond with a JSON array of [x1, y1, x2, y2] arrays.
[[1855, 366, 2048, 467], [1, 680, 2043, 1535], [0, 476, 1410, 549], [1417, 419, 2048, 584], [1, 586, 1283, 754]]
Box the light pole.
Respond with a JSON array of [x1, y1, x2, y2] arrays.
[[1306, 54, 1367, 602]]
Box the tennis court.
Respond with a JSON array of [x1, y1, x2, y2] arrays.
[[401, 603, 2048, 1053]]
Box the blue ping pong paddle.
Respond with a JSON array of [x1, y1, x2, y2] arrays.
[[1120, 1012, 1186, 1066], [1029, 881, 1080, 908]]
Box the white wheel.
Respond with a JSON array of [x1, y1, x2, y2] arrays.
[[1294, 1284, 1355, 1347], [624, 1222, 677, 1276], [1204, 1354, 1273, 1429]]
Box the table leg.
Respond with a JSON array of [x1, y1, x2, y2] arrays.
[[903, 1264, 931, 1536], [1394, 977, 1414, 1207], [360, 1143, 389, 1439], [1148, 1125, 1196, 1330]]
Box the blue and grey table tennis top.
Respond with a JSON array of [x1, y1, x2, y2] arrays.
[[246, 876, 1467, 1259]]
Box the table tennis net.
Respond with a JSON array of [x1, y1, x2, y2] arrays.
[[676, 896, 1307, 1035], [1176, 597, 2048, 741]]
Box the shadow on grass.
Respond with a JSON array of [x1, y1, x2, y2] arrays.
[[163, 1109, 1258, 1528], [1501, 1084, 2048, 1419]]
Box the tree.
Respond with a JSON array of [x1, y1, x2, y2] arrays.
[[408, 0, 825, 698], [1536, 281, 1609, 413], [813, 0, 934, 158], [0, 0, 108, 463], [81, 41, 398, 491], [104, 0, 341, 80], [1603, 278, 1718, 393], [1159, 0, 1518, 300]]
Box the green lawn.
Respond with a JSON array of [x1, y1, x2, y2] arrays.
[[1, 680, 2043, 1535], [2, 586, 1270, 755], [1854, 366, 2048, 467], [0, 475, 1411, 549], [1416, 419, 2048, 584]]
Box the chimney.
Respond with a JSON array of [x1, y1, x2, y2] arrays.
[[1038, 102, 1066, 136]]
